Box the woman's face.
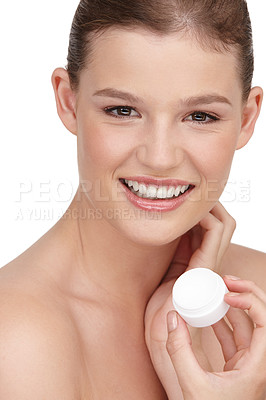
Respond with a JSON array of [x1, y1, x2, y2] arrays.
[[73, 28, 246, 245]]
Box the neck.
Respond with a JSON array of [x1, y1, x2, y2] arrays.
[[57, 191, 180, 317]]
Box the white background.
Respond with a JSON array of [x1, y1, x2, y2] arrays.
[[0, 0, 265, 268]]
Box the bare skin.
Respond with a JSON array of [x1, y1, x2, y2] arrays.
[[0, 204, 265, 399], [144, 203, 266, 399], [0, 28, 265, 399]]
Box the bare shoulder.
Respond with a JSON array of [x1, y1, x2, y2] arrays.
[[0, 266, 83, 399], [221, 243, 266, 291]]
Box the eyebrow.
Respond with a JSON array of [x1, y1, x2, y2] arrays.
[[180, 94, 233, 108], [93, 88, 144, 104], [93, 88, 232, 107]]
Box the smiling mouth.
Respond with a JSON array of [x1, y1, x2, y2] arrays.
[[120, 178, 194, 200]]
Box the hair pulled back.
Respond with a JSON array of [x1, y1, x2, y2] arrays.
[[66, 0, 254, 101]]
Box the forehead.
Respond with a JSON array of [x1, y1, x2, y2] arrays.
[[81, 27, 241, 104]]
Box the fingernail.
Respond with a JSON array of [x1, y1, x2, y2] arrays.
[[167, 311, 178, 332], [224, 275, 241, 280], [226, 291, 240, 296]]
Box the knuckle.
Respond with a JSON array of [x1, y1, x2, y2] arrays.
[[166, 335, 183, 357], [245, 279, 257, 291], [228, 216, 237, 231], [215, 219, 224, 231], [244, 291, 254, 303], [221, 213, 236, 234], [166, 336, 177, 355], [215, 205, 236, 231]]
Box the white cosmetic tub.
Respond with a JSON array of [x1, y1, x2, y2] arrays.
[[172, 268, 230, 328]]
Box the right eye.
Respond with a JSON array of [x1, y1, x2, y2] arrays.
[[104, 106, 141, 119]]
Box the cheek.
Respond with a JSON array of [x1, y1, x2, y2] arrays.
[[77, 121, 132, 179], [188, 132, 239, 199], [200, 141, 235, 179]]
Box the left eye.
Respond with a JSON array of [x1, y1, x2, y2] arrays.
[[104, 106, 140, 118], [185, 112, 218, 123]]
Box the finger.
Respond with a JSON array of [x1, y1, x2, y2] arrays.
[[224, 290, 266, 378], [224, 278, 266, 360], [224, 276, 266, 302], [224, 292, 266, 367], [225, 307, 254, 351], [188, 211, 224, 269], [212, 318, 236, 362], [189, 224, 203, 254], [162, 233, 192, 282], [166, 311, 207, 394], [224, 290, 266, 329], [169, 232, 192, 266], [210, 203, 236, 266]]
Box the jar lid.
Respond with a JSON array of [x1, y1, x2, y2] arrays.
[[172, 268, 222, 312]]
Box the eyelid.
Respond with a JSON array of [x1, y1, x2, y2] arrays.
[[104, 105, 141, 119], [103, 106, 220, 124], [183, 111, 220, 124]]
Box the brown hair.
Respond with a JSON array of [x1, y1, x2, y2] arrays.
[[66, 0, 254, 101]]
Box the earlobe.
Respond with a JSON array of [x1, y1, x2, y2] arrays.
[[236, 86, 263, 150], [51, 68, 78, 136]]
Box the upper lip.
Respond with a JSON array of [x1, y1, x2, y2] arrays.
[[120, 176, 194, 187]]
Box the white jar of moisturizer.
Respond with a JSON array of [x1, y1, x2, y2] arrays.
[[172, 268, 230, 328]]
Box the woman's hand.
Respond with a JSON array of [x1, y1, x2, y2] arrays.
[[144, 203, 237, 399], [166, 277, 266, 400]]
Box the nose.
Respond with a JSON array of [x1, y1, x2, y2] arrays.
[[136, 120, 184, 172]]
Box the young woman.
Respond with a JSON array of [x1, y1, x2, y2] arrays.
[[0, 0, 265, 399]]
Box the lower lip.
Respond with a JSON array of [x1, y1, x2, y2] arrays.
[[119, 181, 194, 212]]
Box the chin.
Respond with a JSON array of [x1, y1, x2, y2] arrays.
[[114, 218, 185, 247]]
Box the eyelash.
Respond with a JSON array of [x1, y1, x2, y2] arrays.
[[104, 106, 140, 119], [103, 106, 220, 124], [184, 111, 219, 125]]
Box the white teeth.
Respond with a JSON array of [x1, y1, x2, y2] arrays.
[[138, 183, 147, 195], [133, 181, 139, 191], [157, 186, 168, 199], [175, 185, 182, 197], [181, 185, 188, 194], [167, 186, 175, 198], [146, 185, 157, 198], [123, 179, 190, 199]]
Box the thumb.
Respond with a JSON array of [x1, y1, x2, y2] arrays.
[[166, 311, 207, 396]]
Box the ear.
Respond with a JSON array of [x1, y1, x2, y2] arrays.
[[51, 68, 77, 136], [236, 86, 263, 150]]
